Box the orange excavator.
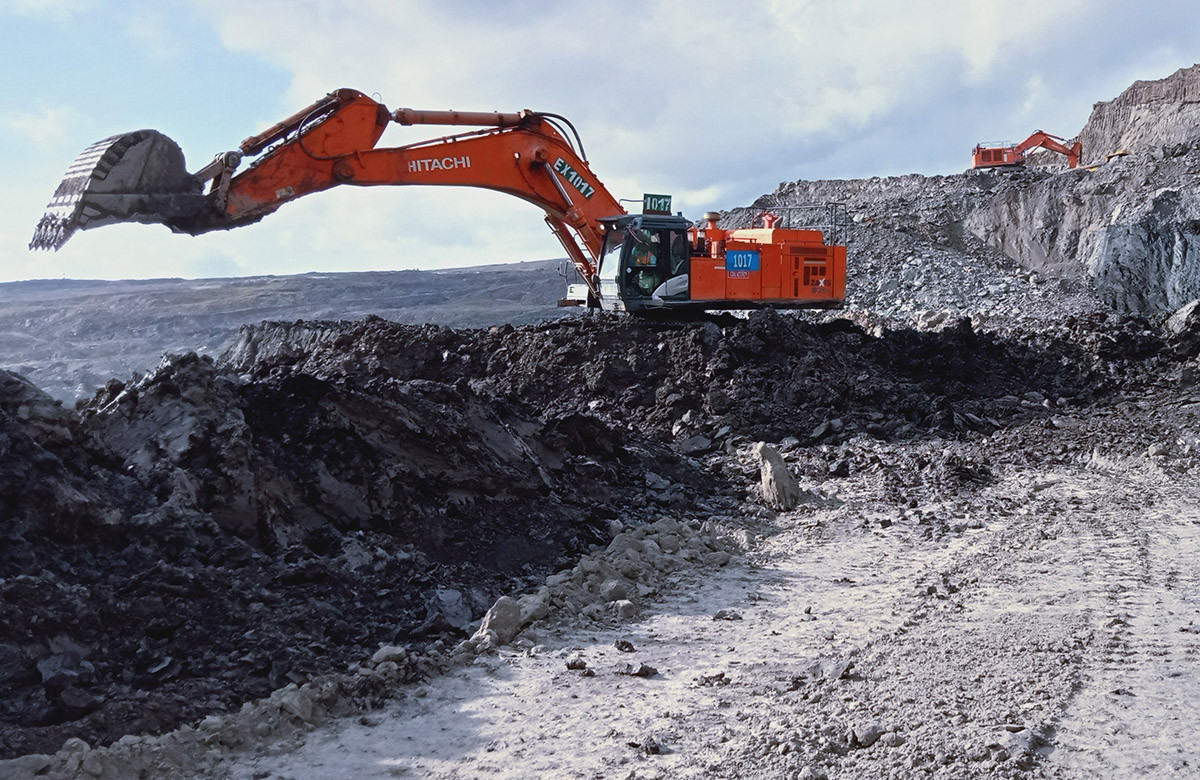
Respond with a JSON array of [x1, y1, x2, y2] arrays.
[[971, 130, 1082, 170], [31, 88, 845, 315]]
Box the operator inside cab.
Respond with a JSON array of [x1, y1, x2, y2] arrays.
[[618, 227, 690, 299]]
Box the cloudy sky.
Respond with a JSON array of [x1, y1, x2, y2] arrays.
[[1, 0, 1197, 283]]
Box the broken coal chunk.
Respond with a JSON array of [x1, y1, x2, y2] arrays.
[[0, 642, 35, 685], [713, 608, 743, 621], [411, 587, 474, 637], [613, 639, 636, 653], [543, 412, 624, 457], [36, 637, 95, 693], [644, 472, 671, 490], [146, 656, 174, 675], [676, 434, 715, 456], [619, 662, 658, 678], [55, 686, 104, 718], [565, 655, 588, 671]]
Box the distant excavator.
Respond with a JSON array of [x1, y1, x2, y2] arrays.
[[972, 130, 1082, 170], [30, 88, 846, 315]]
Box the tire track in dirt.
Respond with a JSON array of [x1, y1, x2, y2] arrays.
[[697, 467, 1200, 779], [718, 472, 1095, 780], [1048, 479, 1200, 779]]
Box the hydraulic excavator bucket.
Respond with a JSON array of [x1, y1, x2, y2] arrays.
[[30, 130, 206, 251]]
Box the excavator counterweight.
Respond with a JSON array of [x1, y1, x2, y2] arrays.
[[31, 88, 847, 314]]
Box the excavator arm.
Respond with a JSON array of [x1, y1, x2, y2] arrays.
[[1012, 131, 1082, 168], [32, 89, 626, 298]]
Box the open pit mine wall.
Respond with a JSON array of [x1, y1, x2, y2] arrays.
[[1076, 64, 1200, 166], [736, 65, 1200, 316], [964, 164, 1200, 314], [970, 63, 1200, 314]]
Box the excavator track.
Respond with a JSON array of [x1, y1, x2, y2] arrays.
[[30, 130, 204, 251]]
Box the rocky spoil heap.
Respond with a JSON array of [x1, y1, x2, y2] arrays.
[[741, 150, 1200, 316], [79, 353, 630, 555], [735, 173, 1075, 320], [224, 312, 1166, 451], [0, 374, 99, 540]]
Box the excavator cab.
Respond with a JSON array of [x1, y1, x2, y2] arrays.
[[597, 214, 694, 312]]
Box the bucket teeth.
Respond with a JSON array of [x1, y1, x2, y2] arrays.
[[30, 130, 205, 251]]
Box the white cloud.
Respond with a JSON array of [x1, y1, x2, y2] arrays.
[[1021, 74, 1049, 121], [187, 0, 1095, 182], [0, 0, 93, 20], [764, 1, 1088, 126], [123, 6, 183, 60], [0, 107, 72, 150]]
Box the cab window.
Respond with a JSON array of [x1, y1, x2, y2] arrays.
[[622, 227, 689, 297]]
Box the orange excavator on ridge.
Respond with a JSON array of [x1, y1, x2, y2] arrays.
[[972, 130, 1082, 170]]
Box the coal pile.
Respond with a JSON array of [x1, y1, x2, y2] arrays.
[[224, 311, 1167, 448]]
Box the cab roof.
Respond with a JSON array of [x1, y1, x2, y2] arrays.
[[598, 213, 691, 231]]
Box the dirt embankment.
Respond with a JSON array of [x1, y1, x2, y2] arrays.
[[0, 326, 696, 758], [223, 312, 1150, 446]]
